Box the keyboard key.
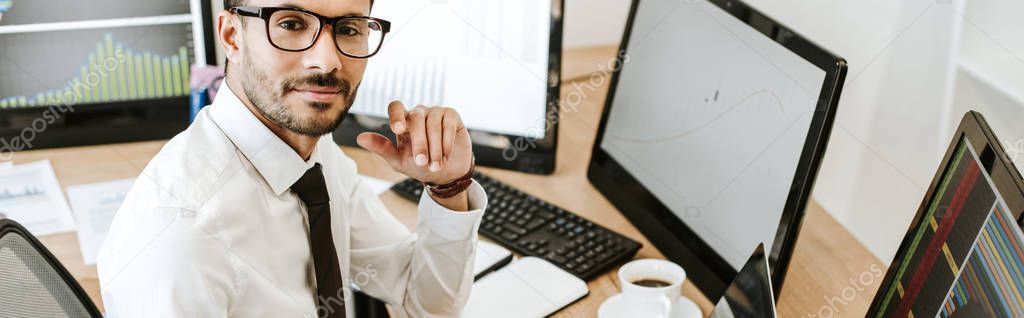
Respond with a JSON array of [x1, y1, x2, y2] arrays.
[[503, 223, 527, 235], [501, 232, 519, 241], [546, 253, 566, 264], [537, 211, 556, 220], [525, 219, 545, 231]]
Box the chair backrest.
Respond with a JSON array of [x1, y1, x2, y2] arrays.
[[353, 290, 390, 318], [0, 218, 102, 318]]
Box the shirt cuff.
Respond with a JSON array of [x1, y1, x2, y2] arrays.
[[417, 180, 488, 241]]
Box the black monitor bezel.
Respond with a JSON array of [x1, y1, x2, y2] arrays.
[[865, 111, 1024, 316], [333, 0, 564, 175], [0, 0, 217, 152], [587, 0, 847, 300]]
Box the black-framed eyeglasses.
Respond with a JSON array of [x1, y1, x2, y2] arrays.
[[229, 6, 391, 59]]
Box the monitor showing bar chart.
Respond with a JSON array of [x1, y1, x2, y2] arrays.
[[871, 138, 1024, 318], [0, 0, 203, 109], [351, 0, 553, 139]]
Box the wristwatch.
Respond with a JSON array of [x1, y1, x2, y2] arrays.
[[422, 157, 475, 199]]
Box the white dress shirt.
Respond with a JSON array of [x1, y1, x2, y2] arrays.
[[97, 82, 487, 317]]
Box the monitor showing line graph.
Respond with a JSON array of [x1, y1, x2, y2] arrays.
[[598, 0, 827, 270], [0, 0, 206, 109], [351, 0, 552, 139], [871, 139, 1024, 318]]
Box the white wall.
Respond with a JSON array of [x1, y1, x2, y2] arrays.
[[563, 0, 631, 49], [768, 0, 958, 265], [563, 0, 1024, 264]]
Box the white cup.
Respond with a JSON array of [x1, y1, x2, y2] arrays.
[[616, 259, 687, 317]]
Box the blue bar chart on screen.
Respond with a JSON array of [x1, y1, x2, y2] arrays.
[[0, 0, 216, 150]]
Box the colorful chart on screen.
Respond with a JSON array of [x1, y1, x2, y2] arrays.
[[0, 0, 196, 109], [873, 139, 1024, 318]]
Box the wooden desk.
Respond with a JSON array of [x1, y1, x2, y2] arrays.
[[12, 46, 883, 317]]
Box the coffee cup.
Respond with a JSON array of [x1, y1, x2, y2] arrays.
[[616, 259, 687, 317]]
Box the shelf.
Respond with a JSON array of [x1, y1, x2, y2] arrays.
[[0, 14, 192, 35]]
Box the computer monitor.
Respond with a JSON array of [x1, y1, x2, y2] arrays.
[[0, 0, 216, 151], [709, 243, 777, 318], [333, 0, 563, 174], [587, 0, 847, 299], [867, 111, 1024, 318]]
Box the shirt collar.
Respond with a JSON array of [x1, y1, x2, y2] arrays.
[[208, 81, 325, 196]]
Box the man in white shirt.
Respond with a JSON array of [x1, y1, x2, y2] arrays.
[[97, 0, 487, 317]]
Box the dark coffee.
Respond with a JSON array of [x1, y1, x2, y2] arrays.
[[630, 278, 672, 288]]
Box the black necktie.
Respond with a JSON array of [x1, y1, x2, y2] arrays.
[[291, 164, 345, 318]]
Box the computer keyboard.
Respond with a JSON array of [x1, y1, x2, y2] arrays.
[[389, 172, 642, 280]]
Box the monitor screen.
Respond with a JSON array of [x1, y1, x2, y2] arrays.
[[710, 243, 777, 318], [0, 0, 207, 109], [598, 0, 827, 270], [350, 0, 552, 139], [870, 137, 1024, 318]]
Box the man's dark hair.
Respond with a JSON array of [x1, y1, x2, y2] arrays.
[[224, 0, 244, 9]]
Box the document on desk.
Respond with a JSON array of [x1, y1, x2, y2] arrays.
[[0, 160, 76, 236], [66, 178, 134, 265], [464, 257, 589, 317], [360, 174, 394, 196]]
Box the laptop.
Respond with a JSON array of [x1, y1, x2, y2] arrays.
[[709, 243, 778, 318], [867, 111, 1024, 317]]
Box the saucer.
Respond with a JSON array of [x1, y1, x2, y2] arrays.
[[598, 294, 702, 318]]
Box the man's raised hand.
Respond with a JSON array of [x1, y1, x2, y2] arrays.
[[356, 101, 473, 185]]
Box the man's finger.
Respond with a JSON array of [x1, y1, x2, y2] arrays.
[[441, 108, 457, 162], [387, 101, 407, 134], [356, 132, 400, 167], [407, 106, 429, 167], [426, 107, 445, 172]]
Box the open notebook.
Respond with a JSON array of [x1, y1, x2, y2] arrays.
[[465, 241, 590, 317]]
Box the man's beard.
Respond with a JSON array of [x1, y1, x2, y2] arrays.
[[239, 52, 358, 137]]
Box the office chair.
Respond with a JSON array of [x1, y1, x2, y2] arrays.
[[0, 218, 103, 318], [353, 290, 390, 318]]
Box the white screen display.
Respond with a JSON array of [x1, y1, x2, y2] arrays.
[[600, 0, 827, 269], [350, 0, 551, 139]]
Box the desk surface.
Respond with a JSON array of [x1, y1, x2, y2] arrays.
[[12, 46, 884, 317]]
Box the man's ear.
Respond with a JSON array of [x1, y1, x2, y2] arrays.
[[217, 12, 241, 69]]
